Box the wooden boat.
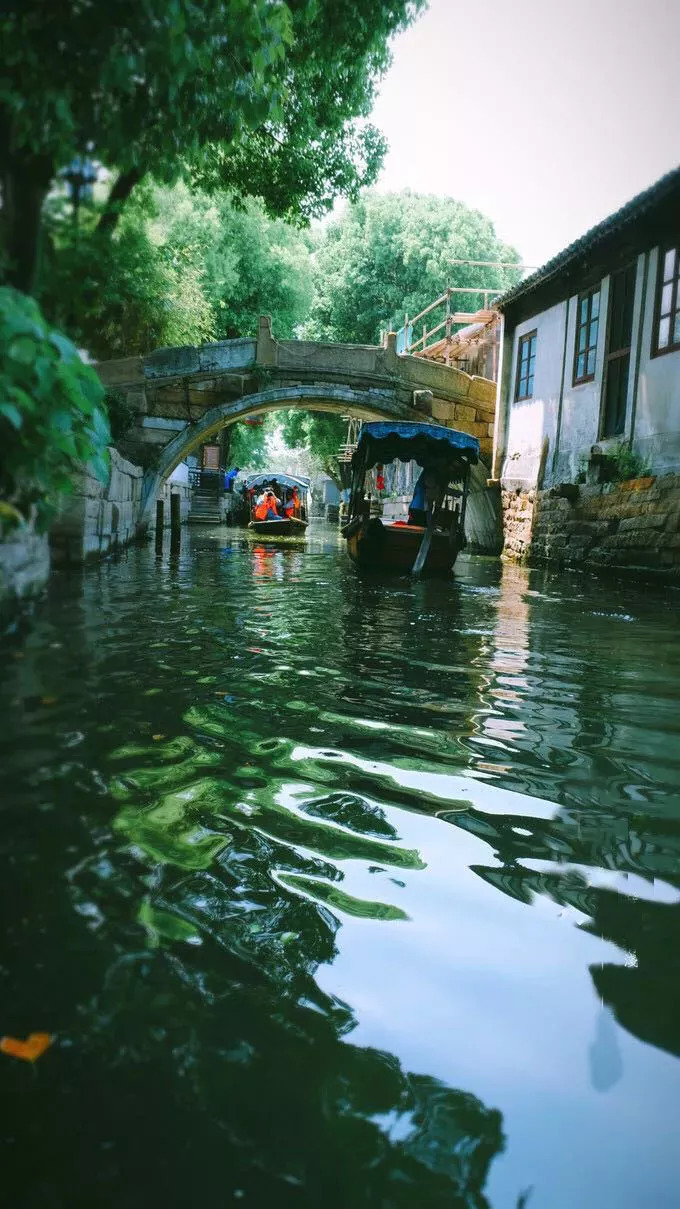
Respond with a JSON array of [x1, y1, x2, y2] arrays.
[[244, 472, 310, 537], [341, 421, 479, 576], [248, 516, 308, 537]]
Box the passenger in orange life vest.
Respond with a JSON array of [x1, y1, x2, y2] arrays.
[[284, 487, 300, 518], [255, 489, 280, 521]]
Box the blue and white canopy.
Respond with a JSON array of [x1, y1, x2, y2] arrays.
[[355, 421, 479, 469], [242, 471, 310, 491]]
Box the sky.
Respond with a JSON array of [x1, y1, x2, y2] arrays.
[[370, 0, 680, 269]]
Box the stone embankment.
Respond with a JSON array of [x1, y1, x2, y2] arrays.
[[51, 448, 191, 566], [0, 526, 50, 624], [503, 474, 680, 575]]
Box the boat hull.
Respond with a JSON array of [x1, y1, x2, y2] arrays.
[[248, 518, 308, 538], [345, 520, 461, 575]]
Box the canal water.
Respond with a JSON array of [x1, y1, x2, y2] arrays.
[[2, 524, 680, 1208]]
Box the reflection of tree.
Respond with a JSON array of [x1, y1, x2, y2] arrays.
[[586, 893, 680, 1061], [49, 686, 509, 1209], [446, 801, 680, 1062], [58, 769, 506, 1208]]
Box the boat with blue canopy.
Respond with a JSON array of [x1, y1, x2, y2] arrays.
[[341, 421, 479, 575], [240, 471, 310, 537]]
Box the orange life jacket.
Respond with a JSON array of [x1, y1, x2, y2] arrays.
[[285, 489, 300, 517], [255, 499, 277, 520]]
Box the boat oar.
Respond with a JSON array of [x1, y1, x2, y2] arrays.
[[411, 485, 445, 577]]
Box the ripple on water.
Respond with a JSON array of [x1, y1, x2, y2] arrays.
[[2, 536, 680, 1208]]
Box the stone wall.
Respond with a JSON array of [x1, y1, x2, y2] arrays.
[[0, 527, 50, 624], [502, 473, 680, 575], [431, 391, 496, 465], [51, 447, 191, 566]]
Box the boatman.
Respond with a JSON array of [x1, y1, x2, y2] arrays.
[[408, 467, 445, 526]]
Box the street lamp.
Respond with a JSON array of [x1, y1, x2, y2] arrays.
[[59, 156, 98, 228]]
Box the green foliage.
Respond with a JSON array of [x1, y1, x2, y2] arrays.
[[305, 191, 523, 345], [105, 390, 137, 444], [226, 420, 273, 471], [602, 444, 651, 484], [38, 183, 313, 358], [0, 288, 110, 531], [198, 1, 425, 222], [1, 1, 425, 288], [279, 410, 346, 485], [151, 184, 313, 340], [39, 186, 216, 358], [1, 0, 293, 182]]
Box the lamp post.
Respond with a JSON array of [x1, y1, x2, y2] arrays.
[[60, 156, 98, 233]]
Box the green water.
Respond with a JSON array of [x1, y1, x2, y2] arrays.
[[2, 525, 680, 1208]]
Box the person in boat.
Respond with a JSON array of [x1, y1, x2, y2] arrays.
[[284, 487, 300, 518], [407, 467, 444, 526], [254, 489, 281, 521]]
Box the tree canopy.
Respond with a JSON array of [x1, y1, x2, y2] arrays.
[[38, 182, 314, 360], [0, 0, 425, 290], [279, 411, 348, 487], [304, 191, 523, 346]]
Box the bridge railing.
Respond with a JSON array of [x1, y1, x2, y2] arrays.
[[392, 287, 502, 360]]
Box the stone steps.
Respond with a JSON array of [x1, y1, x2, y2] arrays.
[[188, 489, 222, 524]]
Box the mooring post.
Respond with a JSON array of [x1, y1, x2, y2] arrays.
[[170, 492, 181, 532], [155, 499, 164, 550]]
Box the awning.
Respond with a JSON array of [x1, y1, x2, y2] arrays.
[[241, 471, 310, 490], [354, 421, 479, 469]]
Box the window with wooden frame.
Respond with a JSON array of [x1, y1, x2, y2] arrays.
[[515, 330, 537, 401], [573, 287, 600, 383], [653, 246, 680, 356]]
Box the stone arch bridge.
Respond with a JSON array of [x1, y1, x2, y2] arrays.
[[96, 317, 500, 548]]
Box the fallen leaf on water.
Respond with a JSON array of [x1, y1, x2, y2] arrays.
[[1, 1033, 52, 1062]]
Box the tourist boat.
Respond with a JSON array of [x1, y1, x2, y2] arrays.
[[341, 421, 479, 575], [244, 472, 310, 537]]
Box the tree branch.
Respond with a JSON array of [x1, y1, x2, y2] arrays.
[[96, 167, 145, 236]]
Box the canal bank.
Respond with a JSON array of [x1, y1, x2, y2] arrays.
[[2, 525, 679, 1208], [503, 471, 680, 574]]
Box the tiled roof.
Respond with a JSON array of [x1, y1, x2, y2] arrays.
[[497, 164, 680, 311]]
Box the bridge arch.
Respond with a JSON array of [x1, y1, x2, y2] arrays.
[[141, 383, 412, 519], [141, 380, 501, 551]]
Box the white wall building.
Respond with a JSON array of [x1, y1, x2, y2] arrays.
[[492, 167, 680, 490]]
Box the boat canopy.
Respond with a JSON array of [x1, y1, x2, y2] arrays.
[[242, 471, 310, 490], [354, 421, 479, 470]]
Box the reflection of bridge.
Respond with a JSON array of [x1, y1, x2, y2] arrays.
[[97, 317, 501, 546]]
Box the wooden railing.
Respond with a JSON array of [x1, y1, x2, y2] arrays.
[[394, 287, 501, 359]]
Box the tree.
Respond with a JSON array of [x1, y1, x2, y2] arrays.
[[0, 1, 425, 291], [305, 191, 523, 346], [37, 181, 313, 359], [223, 418, 273, 472], [38, 186, 215, 360], [279, 410, 346, 487], [152, 184, 314, 340]]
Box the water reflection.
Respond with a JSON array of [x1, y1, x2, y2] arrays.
[[1, 531, 680, 1207]]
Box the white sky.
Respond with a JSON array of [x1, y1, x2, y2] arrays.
[[370, 0, 680, 268]]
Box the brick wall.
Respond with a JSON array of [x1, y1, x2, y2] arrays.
[[502, 474, 680, 575]]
